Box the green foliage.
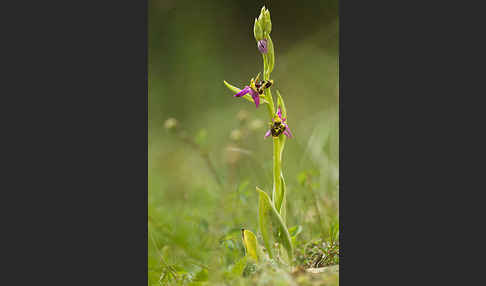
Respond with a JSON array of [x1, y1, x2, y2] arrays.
[[230, 256, 248, 278], [257, 187, 293, 261], [329, 219, 339, 245], [193, 268, 209, 283], [241, 229, 259, 262], [296, 239, 340, 268], [265, 36, 275, 75], [223, 80, 242, 94], [194, 129, 207, 146], [289, 225, 303, 247]]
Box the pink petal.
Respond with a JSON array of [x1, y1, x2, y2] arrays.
[[264, 130, 271, 138], [284, 124, 293, 138], [234, 86, 250, 97], [253, 93, 260, 108]]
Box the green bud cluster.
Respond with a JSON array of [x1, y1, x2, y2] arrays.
[[253, 7, 274, 91], [253, 6, 272, 41]]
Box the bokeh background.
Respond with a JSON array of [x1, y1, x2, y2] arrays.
[[149, 0, 338, 284]]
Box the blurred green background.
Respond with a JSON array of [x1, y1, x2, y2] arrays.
[[149, 0, 338, 284]]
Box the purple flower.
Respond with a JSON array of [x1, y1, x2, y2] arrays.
[[234, 86, 260, 108], [257, 39, 268, 54], [265, 107, 292, 139]]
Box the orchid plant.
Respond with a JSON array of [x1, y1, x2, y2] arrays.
[[223, 7, 295, 266]]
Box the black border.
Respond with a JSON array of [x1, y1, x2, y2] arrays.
[[4, 0, 148, 284], [339, 0, 478, 283]]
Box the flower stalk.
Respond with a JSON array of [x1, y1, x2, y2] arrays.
[[272, 137, 281, 206], [223, 6, 294, 263]]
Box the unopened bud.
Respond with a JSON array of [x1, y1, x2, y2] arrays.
[[253, 18, 263, 41], [256, 6, 271, 36], [262, 9, 272, 35], [259, 7, 265, 20], [257, 39, 268, 54]]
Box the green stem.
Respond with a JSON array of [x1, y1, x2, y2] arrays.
[[263, 89, 274, 118], [272, 137, 282, 208], [262, 54, 275, 117], [261, 36, 286, 217]]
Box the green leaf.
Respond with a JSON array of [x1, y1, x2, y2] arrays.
[[267, 36, 275, 75], [230, 256, 248, 277], [241, 229, 259, 262], [288, 225, 303, 237], [223, 80, 241, 94], [193, 268, 208, 282], [257, 186, 293, 261]]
